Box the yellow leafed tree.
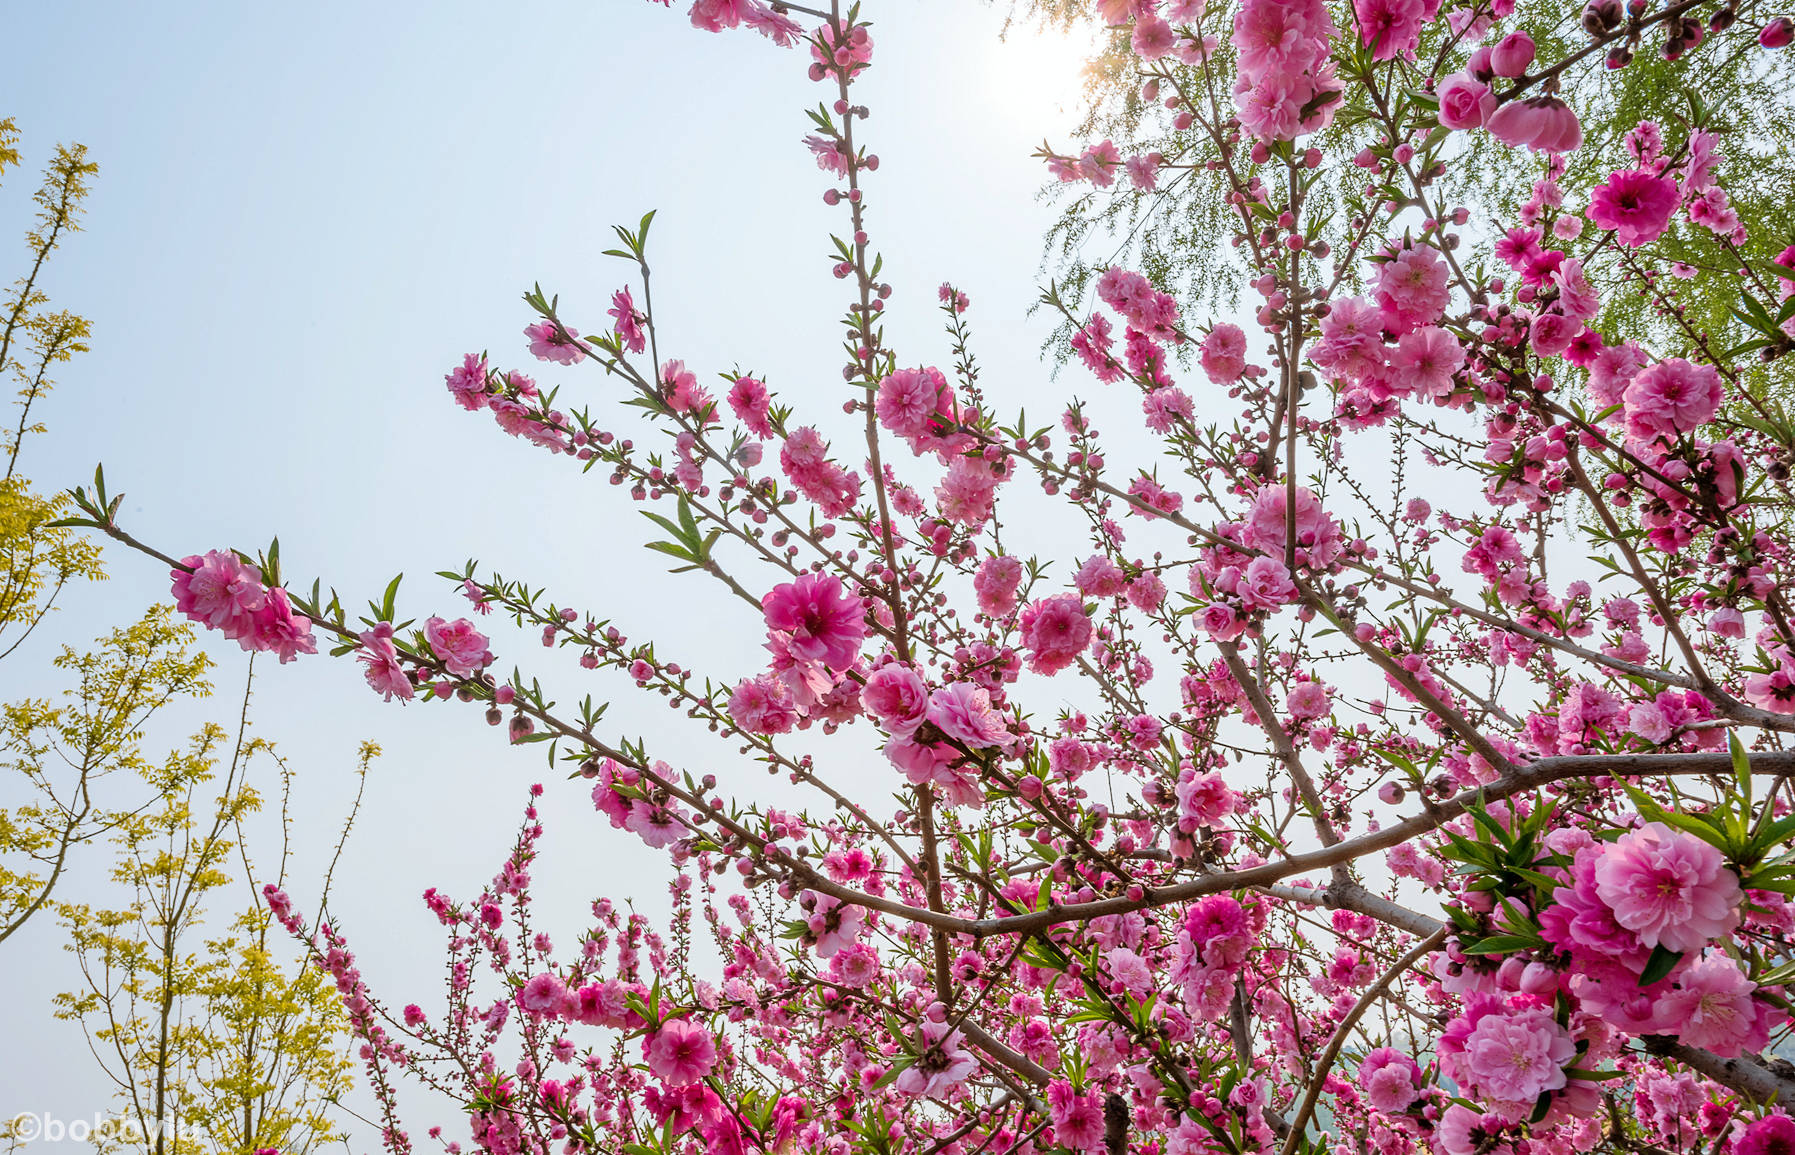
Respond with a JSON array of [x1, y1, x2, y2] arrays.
[[0, 115, 103, 661], [51, 682, 366, 1155], [0, 117, 361, 1155]]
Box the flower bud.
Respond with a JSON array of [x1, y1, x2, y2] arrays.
[[1490, 31, 1536, 77], [1520, 962, 1559, 995], [1582, 0, 1622, 34], [1762, 17, 1794, 48]]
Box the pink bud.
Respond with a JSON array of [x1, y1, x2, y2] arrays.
[[1520, 962, 1559, 995], [1764, 17, 1795, 48], [1490, 31, 1536, 77], [1377, 781, 1404, 804]]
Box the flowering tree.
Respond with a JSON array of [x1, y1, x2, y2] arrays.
[[56, 0, 1795, 1153], [1019, 0, 1795, 377]]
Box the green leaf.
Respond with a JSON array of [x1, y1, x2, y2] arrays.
[[381, 573, 403, 622], [1638, 945, 1683, 987], [1460, 934, 1537, 955]]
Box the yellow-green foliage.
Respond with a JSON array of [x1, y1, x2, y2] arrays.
[[0, 116, 358, 1154], [0, 607, 212, 944], [2, 115, 98, 476], [52, 719, 361, 1155], [0, 117, 105, 656]]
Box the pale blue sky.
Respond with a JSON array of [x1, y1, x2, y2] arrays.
[[0, 0, 1115, 1134]]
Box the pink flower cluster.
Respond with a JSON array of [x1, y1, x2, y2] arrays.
[[1230, 0, 1341, 140], [171, 550, 317, 663], [1171, 895, 1256, 1022], [1528, 825, 1772, 1053]]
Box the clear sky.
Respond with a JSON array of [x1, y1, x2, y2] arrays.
[[0, 0, 1109, 1134]]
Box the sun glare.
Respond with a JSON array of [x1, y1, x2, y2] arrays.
[[984, 20, 1104, 135]]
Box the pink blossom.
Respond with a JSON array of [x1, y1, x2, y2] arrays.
[[1373, 245, 1450, 333], [424, 616, 493, 679], [926, 683, 1007, 748], [1588, 340, 1648, 408], [1236, 555, 1297, 610], [1658, 952, 1769, 1056], [1622, 357, 1723, 443], [608, 287, 647, 354], [1529, 312, 1579, 357], [1019, 594, 1093, 676], [644, 1018, 718, 1085], [1738, 1115, 1795, 1155], [1048, 1081, 1106, 1152], [172, 550, 265, 640], [1199, 602, 1245, 641], [1438, 996, 1575, 1111], [356, 622, 414, 702], [862, 663, 930, 734], [762, 573, 865, 669], [524, 319, 585, 364], [1539, 846, 1647, 964], [661, 358, 713, 416], [974, 554, 1024, 616], [1241, 484, 1343, 565], [1311, 295, 1385, 381], [1175, 770, 1238, 830], [1489, 31, 1535, 76], [931, 461, 995, 531], [1593, 821, 1742, 952], [1435, 1105, 1501, 1155], [444, 353, 490, 410], [248, 586, 317, 663], [727, 674, 799, 735], [1554, 258, 1602, 320], [1588, 169, 1679, 247], [1080, 139, 1123, 187], [1487, 97, 1582, 153], [1231, 0, 1332, 75], [571, 981, 630, 1028], [518, 972, 571, 1017], [895, 1020, 975, 1097], [1075, 554, 1127, 598], [1436, 73, 1495, 129], [1359, 1046, 1422, 1112], [1184, 895, 1251, 967], [1200, 323, 1248, 383], [727, 375, 773, 438], [1355, 0, 1426, 60], [624, 801, 687, 848], [801, 890, 865, 958], [822, 940, 879, 989], [1287, 680, 1330, 718], [1389, 324, 1464, 397], [876, 367, 951, 440], [1132, 17, 1177, 60], [1125, 153, 1160, 190]]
